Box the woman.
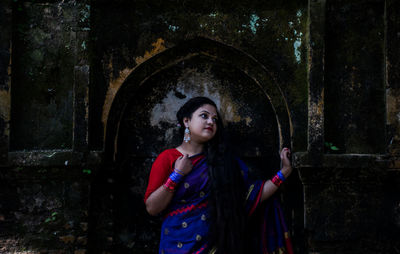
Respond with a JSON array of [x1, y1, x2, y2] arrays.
[[144, 97, 293, 254]]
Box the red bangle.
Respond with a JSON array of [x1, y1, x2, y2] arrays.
[[271, 174, 283, 187], [163, 177, 178, 192], [163, 184, 175, 193]]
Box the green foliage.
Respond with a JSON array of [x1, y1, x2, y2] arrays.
[[325, 142, 339, 151], [82, 169, 91, 174], [44, 211, 58, 223]]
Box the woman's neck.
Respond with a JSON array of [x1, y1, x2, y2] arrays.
[[177, 141, 204, 156]]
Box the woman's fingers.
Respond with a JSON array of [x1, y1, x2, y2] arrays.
[[280, 148, 291, 160], [175, 154, 193, 175]]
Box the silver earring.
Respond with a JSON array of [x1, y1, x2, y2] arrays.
[[184, 127, 191, 143]]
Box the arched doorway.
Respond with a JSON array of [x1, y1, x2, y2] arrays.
[[89, 37, 301, 253]]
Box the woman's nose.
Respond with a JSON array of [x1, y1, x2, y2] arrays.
[[207, 118, 214, 124]]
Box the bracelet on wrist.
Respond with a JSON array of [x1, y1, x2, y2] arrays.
[[163, 184, 175, 193], [271, 174, 283, 187], [169, 171, 184, 183], [277, 170, 286, 181], [174, 168, 185, 176], [164, 177, 178, 192]]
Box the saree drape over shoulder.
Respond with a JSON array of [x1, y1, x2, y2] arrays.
[[144, 149, 293, 254]]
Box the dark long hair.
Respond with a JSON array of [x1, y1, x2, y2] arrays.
[[176, 97, 247, 254]]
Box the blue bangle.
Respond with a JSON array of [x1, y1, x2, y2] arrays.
[[174, 168, 185, 176], [169, 171, 184, 183], [277, 171, 286, 181]]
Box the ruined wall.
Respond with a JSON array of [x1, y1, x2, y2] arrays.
[[0, 0, 94, 253], [90, 0, 309, 151], [0, 0, 399, 253], [298, 0, 400, 253]]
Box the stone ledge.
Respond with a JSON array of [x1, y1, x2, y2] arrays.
[[3, 150, 103, 167], [293, 152, 399, 184], [293, 152, 392, 169]]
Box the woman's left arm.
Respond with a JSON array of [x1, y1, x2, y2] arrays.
[[261, 148, 292, 202]]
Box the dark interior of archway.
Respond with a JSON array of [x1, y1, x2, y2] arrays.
[[111, 55, 300, 252]]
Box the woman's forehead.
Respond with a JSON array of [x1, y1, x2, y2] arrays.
[[195, 104, 218, 115]]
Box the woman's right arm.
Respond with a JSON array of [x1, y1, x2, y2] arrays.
[[145, 154, 193, 216], [145, 185, 175, 216]]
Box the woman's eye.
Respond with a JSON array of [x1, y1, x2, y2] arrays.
[[200, 114, 207, 118], [212, 118, 218, 122]]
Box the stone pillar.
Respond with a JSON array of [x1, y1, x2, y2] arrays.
[[386, 0, 400, 158], [307, 0, 325, 166], [73, 1, 90, 152], [385, 0, 400, 246], [0, 0, 12, 165]]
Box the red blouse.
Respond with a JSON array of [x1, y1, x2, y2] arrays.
[[144, 148, 183, 202]]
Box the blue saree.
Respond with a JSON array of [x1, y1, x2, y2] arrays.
[[159, 153, 293, 254]]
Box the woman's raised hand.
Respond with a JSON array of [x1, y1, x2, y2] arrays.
[[174, 154, 193, 175], [280, 147, 292, 178]]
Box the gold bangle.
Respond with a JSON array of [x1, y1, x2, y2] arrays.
[[174, 168, 185, 176]]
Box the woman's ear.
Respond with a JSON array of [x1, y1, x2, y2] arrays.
[[183, 117, 190, 128]]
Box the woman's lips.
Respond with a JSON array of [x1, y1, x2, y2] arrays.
[[205, 127, 213, 131]]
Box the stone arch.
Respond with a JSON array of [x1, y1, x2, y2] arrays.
[[89, 37, 296, 253], [104, 37, 292, 160]]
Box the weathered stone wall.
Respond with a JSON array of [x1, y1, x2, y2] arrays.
[[325, 0, 385, 154], [298, 0, 400, 253], [0, 0, 93, 253], [90, 0, 309, 151], [0, 0, 399, 253], [0, 167, 91, 253]]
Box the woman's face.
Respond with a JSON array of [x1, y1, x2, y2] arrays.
[[184, 104, 218, 143]]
